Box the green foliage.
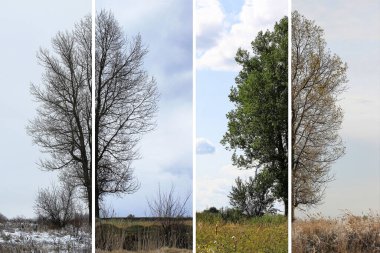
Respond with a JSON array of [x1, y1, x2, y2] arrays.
[[205, 207, 219, 214], [229, 169, 276, 217], [219, 208, 245, 223], [221, 16, 288, 215]]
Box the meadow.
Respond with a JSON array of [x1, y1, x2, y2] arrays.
[[95, 217, 192, 252], [196, 212, 288, 253], [292, 211, 380, 253]]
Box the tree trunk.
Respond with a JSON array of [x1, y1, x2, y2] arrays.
[[284, 199, 288, 216], [95, 185, 100, 218], [88, 186, 92, 225]]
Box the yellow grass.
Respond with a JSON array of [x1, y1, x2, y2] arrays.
[[292, 211, 380, 253]]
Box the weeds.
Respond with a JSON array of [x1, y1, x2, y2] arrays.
[[96, 218, 192, 252], [196, 213, 287, 253], [292, 211, 380, 253]]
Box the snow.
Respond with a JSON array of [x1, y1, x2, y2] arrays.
[[0, 224, 91, 253]]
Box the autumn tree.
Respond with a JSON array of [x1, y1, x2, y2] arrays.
[[95, 10, 159, 218], [221, 17, 288, 215], [28, 15, 92, 222], [291, 11, 347, 219]]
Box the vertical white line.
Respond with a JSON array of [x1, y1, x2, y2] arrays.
[[91, 0, 96, 252], [192, 0, 197, 251], [288, 0, 292, 252]]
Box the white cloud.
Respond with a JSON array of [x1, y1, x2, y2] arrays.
[[196, 137, 216, 154], [196, 0, 225, 52], [197, 0, 288, 71], [196, 164, 253, 210]]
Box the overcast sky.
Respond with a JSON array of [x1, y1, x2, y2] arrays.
[[294, 0, 380, 217], [97, 0, 193, 217], [0, 0, 90, 219], [196, 0, 288, 212]]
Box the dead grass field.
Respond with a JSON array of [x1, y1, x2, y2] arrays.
[[95, 247, 192, 253], [293, 211, 380, 253], [96, 218, 192, 252]]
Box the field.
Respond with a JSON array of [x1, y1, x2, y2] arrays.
[[196, 212, 288, 253], [96, 217, 192, 252], [292, 212, 380, 253], [0, 218, 91, 253]]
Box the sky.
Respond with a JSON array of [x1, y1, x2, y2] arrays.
[[0, 1, 90, 218], [293, 0, 380, 217], [196, 0, 288, 212], [96, 0, 193, 217]]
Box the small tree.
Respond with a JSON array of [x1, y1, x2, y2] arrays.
[[229, 170, 276, 217], [147, 185, 191, 247], [34, 181, 77, 228]]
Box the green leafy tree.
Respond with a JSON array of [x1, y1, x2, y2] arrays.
[[229, 169, 277, 217], [222, 17, 288, 215]]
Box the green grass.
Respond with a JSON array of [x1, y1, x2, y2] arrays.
[[196, 213, 288, 253]]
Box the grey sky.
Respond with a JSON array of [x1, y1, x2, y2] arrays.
[[0, 1, 90, 218], [294, 0, 380, 217], [96, 0, 193, 217]]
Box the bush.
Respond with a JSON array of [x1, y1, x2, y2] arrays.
[[34, 181, 77, 228], [0, 212, 7, 223], [220, 207, 245, 223]]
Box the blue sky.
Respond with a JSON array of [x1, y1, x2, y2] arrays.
[[97, 0, 193, 217], [196, 0, 288, 211], [0, 0, 90, 218], [293, 0, 380, 217]]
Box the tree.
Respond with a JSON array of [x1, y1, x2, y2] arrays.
[[34, 181, 78, 228], [95, 11, 159, 218], [221, 17, 288, 215], [147, 184, 191, 247], [291, 11, 347, 219], [28, 15, 92, 222], [229, 170, 277, 217]]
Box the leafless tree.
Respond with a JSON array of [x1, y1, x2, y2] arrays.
[[291, 11, 347, 220], [34, 181, 77, 228], [27, 15, 92, 222], [147, 184, 191, 247], [95, 10, 159, 218]]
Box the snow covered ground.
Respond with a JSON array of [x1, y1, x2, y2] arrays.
[[0, 222, 91, 253]]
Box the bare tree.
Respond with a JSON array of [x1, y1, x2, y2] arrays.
[[291, 11, 347, 219], [34, 181, 77, 228], [147, 184, 191, 247], [95, 10, 159, 218], [28, 15, 92, 222]]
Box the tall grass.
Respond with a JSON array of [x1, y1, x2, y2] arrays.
[[293, 211, 380, 253], [196, 213, 288, 253], [96, 218, 192, 252]]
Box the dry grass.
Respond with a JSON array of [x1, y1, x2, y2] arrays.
[[293, 211, 380, 253], [96, 218, 192, 252], [96, 247, 192, 253]]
